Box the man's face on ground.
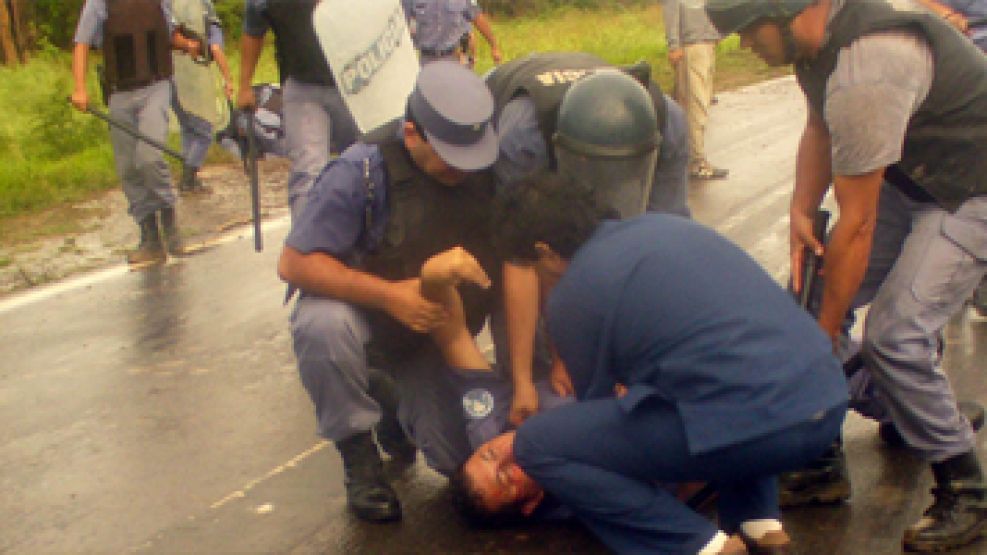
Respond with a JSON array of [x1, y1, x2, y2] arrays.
[[739, 20, 790, 66], [463, 431, 544, 516]]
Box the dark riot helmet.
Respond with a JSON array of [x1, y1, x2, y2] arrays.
[[705, 0, 814, 36], [553, 69, 660, 218]]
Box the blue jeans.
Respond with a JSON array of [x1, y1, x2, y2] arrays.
[[515, 397, 846, 554]]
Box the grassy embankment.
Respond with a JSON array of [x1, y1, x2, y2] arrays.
[[0, 4, 787, 249]]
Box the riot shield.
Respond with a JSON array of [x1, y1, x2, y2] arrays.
[[313, 0, 420, 133], [172, 0, 225, 127]]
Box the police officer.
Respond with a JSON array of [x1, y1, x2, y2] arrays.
[[458, 172, 847, 554], [71, 0, 203, 264], [237, 0, 358, 220], [483, 52, 691, 428], [171, 0, 233, 194], [277, 62, 500, 523], [402, 0, 503, 66], [707, 0, 987, 550]]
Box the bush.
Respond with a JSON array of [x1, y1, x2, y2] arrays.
[[33, 0, 86, 50], [482, 0, 652, 17], [214, 0, 245, 42]]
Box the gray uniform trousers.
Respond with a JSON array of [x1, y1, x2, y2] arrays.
[[850, 182, 986, 462], [291, 294, 504, 476], [282, 78, 358, 221], [107, 80, 175, 223]]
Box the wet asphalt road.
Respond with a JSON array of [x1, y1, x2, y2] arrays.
[[2, 76, 986, 554]]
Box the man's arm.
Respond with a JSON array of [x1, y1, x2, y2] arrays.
[[790, 105, 833, 295], [211, 44, 234, 98], [278, 246, 448, 333], [503, 262, 542, 425], [70, 42, 90, 112], [237, 33, 264, 110], [472, 12, 502, 64], [660, 0, 683, 63], [817, 170, 882, 345]]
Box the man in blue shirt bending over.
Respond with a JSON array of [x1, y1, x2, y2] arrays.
[[452, 172, 848, 554]]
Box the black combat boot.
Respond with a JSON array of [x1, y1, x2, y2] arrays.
[[368, 372, 417, 464], [178, 165, 210, 195], [159, 206, 186, 256], [778, 439, 851, 507], [126, 213, 165, 265], [881, 401, 986, 449], [903, 451, 987, 552], [336, 432, 401, 522]]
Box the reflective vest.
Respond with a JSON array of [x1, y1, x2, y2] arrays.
[[104, 0, 173, 92], [362, 123, 499, 357], [795, 0, 987, 210], [485, 52, 668, 167]]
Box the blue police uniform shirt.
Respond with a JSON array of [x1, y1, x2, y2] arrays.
[[493, 93, 692, 218], [545, 215, 848, 455], [450, 369, 573, 451], [403, 0, 479, 52], [285, 142, 389, 264], [74, 0, 176, 46]]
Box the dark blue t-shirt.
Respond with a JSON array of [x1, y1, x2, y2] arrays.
[[545, 214, 848, 455]]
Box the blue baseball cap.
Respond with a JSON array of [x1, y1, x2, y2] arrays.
[[408, 61, 498, 171]]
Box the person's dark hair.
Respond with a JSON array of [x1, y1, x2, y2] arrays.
[[492, 171, 616, 263], [448, 464, 529, 529]]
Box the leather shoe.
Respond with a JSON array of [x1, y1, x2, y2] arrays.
[[739, 529, 792, 555]]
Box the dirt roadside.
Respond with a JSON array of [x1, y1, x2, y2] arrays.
[[0, 159, 291, 296]]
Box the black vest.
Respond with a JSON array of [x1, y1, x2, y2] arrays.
[[264, 0, 335, 86], [795, 0, 987, 211], [485, 52, 668, 167], [104, 0, 172, 92], [361, 126, 499, 357]]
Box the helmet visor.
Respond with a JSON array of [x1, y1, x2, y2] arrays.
[[555, 147, 658, 218]]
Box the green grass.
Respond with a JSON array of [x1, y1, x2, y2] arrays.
[[472, 5, 789, 93], [0, 6, 786, 227]]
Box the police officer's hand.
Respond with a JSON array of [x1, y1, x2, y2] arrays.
[[387, 278, 449, 333], [789, 208, 824, 297], [668, 48, 684, 66], [509, 379, 539, 426], [183, 38, 203, 59], [237, 85, 257, 112], [70, 88, 89, 113], [490, 46, 503, 65]]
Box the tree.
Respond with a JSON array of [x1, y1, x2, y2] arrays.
[[0, 0, 28, 65]]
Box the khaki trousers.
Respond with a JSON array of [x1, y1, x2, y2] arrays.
[[673, 41, 716, 164]]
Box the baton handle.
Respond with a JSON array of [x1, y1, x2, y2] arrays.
[[798, 209, 831, 310], [74, 99, 186, 163], [239, 112, 263, 252]]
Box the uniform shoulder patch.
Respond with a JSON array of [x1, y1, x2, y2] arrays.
[[462, 388, 495, 419]]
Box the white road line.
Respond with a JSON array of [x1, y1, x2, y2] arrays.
[[209, 441, 329, 510]]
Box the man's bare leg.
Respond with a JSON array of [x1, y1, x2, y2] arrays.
[[420, 247, 493, 371]]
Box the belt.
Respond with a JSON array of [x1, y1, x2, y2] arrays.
[[419, 46, 457, 56]]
